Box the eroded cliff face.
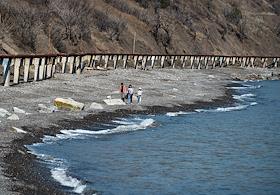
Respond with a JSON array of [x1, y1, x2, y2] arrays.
[[0, 0, 280, 55]]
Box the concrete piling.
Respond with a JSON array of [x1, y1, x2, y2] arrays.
[[1, 53, 280, 86], [13, 58, 22, 84]]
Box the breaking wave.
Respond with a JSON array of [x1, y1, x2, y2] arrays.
[[166, 111, 191, 117], [51, 168, 87, 194], [42, 118, 155, 142]]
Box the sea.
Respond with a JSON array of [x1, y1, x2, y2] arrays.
[[27, 80, 280, 195]]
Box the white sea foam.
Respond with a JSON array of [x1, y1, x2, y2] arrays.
[[88, 118, 154, 135], [250, 102, 258, 106], [112, 120, 135, 125], [51, 168, 86, 194], [233, 93, 256, 101], [228, 85, 262, 90], [43, 118, 155, 142], [166, 111, 190, 117], [196, 105, 249, 113]]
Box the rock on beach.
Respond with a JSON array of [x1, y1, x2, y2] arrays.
[[54, 98, 85, 111]]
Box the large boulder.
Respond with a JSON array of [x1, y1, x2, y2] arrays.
[[54, 98, 85, 111], [89, 102, 104, 110], [103, 99, 126, 106]]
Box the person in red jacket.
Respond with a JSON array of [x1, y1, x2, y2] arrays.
[[119, 83, 127, 102]]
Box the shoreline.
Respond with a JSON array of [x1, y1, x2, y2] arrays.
[[0, 68, 279, 194], [3, 87, 235, 195]]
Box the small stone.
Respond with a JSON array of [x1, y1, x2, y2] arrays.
[[7, 114, 20, 121], [12, 127, 27, 134], [13, 107, 26, 114]]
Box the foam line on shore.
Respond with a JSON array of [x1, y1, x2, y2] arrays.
[[26, 147, 87, 194], [51, 168, 86, 194], [228, 85, 262, 90], [42, 118, 155, 142], [233, 93, 256, 101], [166, 111, 191, 117]]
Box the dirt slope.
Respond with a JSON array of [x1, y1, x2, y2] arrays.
[[0, 0, 280, 56]]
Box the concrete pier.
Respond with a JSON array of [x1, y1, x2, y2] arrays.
[[1, 53, 279, 86]]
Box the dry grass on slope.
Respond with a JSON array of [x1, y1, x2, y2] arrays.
[[0, 0, 279, 55]]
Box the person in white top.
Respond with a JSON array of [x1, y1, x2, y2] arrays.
[[137, 87, 143, 104], [127, 84, 134, 104]]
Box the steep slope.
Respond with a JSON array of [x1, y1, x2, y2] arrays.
[[0, 0, 280, 55]]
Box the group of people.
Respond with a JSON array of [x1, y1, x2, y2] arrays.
[[119, 83, 142, 104]]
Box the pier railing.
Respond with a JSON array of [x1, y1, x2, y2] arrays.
[[0, 53, 279, 86]]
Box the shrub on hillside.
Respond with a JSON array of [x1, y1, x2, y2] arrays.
[[272, 1, 280, 15], [224, 3, 242, 25], [104, 0, 150, 23]]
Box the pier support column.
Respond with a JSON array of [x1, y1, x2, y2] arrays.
[[276, 58, 279, 68], [123, 55, 128, 69], [39, 58, 46, 80], [226, 57, 230, 67], [90, 55, 96, 68], [232, 57, 236, 65], [261, 58, 267, 68], [190, 56, 195, 69], [13, 58, 22, 84], [197, 57, 201, 69], [210, 57, 214, 69], [205, 57, 209, 69], [133, 56, 138, 69], [24, 58, 31, 82], [113, 55, 118, 69], [45, 58, 53, 79], [273, 58, 279, 68], [218, 57, 223, 67], [250, 58, 255, 68], [182, 56, 187, 68], [67, 57, 75, 74], [171, 56, 176, 68], [104, 55, 109, 69], [75, 56, 81, 75], [2, 58, 11, 87], [151, 56, 156, 69], [61, 57, 68, 73], [52, 57, 57, 77], [33, 58, 40, 81], [160, 56, 165, 68], [212, 57, 217, 68], [142, 56, 148, 70]]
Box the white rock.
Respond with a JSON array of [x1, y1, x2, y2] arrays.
[[7, 114, 20, 120], [54, 98, 85, 111], [103, 99, 126, 106], [12, 127, 27, 134], [0, 108, 11, 117], [38, 104, 48, 109], [89, 102, 104, 110], [13, 107, 26, 114]]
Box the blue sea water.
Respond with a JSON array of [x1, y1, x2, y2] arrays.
[[28, 80, 280, 195]]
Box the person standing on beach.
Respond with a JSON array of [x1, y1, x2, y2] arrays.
[[119, 83, 127, 102], [137, 87, 143, 104], [127, 84, 134, 104]]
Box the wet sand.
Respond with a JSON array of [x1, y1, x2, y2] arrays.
[[0, 67, 279, 194]]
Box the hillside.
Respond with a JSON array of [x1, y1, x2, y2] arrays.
[[0, 0, 280, 56]]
